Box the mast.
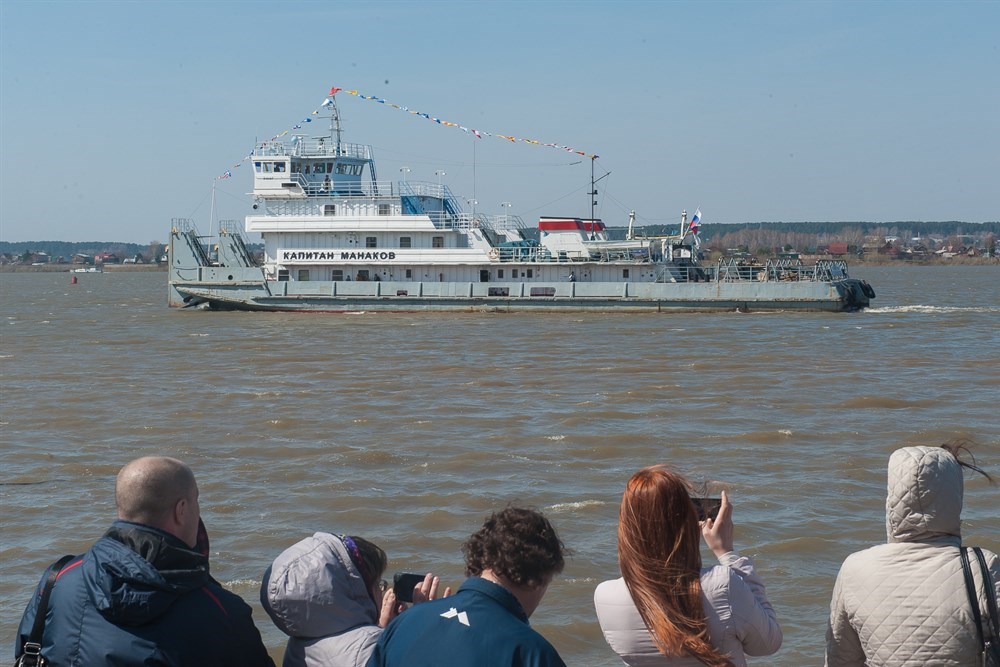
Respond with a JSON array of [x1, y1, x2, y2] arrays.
[[328, 95, 343, 154], [589, 157, 609, 224], [589, 157, 597, 222]]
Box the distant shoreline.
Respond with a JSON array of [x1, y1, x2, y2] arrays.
[[0, 264, 167, 273]]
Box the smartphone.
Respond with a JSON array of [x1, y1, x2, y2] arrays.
[[392, 572, 425, 603], [691, 497, 722, 521]]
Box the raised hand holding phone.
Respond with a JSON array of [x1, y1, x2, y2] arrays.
[[700, 490, 734, 558]]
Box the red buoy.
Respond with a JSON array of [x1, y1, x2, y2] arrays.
[[71, 275, 78, 284]]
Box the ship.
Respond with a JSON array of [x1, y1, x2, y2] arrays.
[[168, 95, 874, 313]]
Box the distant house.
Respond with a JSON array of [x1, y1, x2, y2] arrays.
[[122, 253, 145, 264], [878, 242, 899, 257], [95, 252, 120, 264], [827, 242, 849, 256]]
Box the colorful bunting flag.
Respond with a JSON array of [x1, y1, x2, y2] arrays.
[[214, 84, 598, 180]]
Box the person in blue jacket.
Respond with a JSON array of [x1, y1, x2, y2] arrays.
[[15, 456, 274, 667], [367, 506, 567, 667]]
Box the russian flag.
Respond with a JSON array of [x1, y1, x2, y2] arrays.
[[689, 208, 701, 233]]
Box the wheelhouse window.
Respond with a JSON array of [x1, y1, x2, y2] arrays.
[[323, 205, 336, 216], [498, 269, 504, 279], [512, 269, 519, 278], [331, 269, 344, 281], [399, 236, 411, 248], [278, 269, 289, 282], [623, 269, 630, 279], [432, 236, 444, 248], [378, 204, 390, 216], [366, 237, 377, 248], [526, 269, 534, 278], [405, 269, 412, 279], [297, 269, 310, 281]]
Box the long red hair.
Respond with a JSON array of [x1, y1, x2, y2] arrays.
[[617, 465, 734, 667]]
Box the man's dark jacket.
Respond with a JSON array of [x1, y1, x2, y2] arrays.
[[366, 576, 565, 667], [15, 520, 274, 666]]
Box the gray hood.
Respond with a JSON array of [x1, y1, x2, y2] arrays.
[[885, 446, 963, 544], [260, 532, 378, 639]]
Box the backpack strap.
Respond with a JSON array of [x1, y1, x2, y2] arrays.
[[962, 547, 986, 650], [19, 555, 76, 666], [973, 548, 1000, 640]]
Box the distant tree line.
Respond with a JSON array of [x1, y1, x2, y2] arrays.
[[0, 240, 264, 264], [623, 220, 1000, 240]]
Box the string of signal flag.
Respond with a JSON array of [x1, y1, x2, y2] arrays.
[[217, 85, 598, 180]]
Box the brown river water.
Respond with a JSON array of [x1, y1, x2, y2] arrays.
[[1, 265, 998, 665]]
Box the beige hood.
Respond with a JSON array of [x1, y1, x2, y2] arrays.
[[885, 446, 963, 545]]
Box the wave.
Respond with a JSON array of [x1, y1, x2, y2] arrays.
[[836, 396, 937, 409], [866, 305, 1000, 314], [547, 499, 607, 512]]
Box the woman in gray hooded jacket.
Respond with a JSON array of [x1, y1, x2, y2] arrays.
[[825, 442, 999, 666], [260, 532, 444, 667]]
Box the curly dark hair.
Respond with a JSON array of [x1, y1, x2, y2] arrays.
[[462, 506, 565, 587]]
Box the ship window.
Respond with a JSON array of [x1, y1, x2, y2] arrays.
[[366, 237, 377, 248], [331, 269, 343, 281], [356, 270, 370, 281], [337, 164, 348, 174], [498, 269, 504, 278], [512, 269, 518, 278], [526, 269, 533, 278], [327, 163, 334, 173], [278, 269, 289, 282], [263, 162, 273, 173], [323, 205, 336, 216], [254, 162, 262, 172], [405, 269, 412, 279], [623, 269, 630, 279], [399, 236, 411, 248], [297, 269, 310, 281], [432, 236, 444, 248], [291, 163, 300, 173], [378, 203, 390, 216], [274, 162, 286, 173], [314, 163, 325, 174]]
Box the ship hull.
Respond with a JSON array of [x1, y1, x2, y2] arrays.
[[172, 278, 869, 313]]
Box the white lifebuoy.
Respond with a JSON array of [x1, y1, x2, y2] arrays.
[[488, 248, 499, 260]]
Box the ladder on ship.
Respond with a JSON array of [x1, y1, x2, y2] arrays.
[[171, 218, 213, 267], [218, 220, 257, 267]]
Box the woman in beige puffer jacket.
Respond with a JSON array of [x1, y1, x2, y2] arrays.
[[825, 444, 998, 666]]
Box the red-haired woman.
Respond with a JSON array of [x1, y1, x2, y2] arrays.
[[594, 465, 782, 666]]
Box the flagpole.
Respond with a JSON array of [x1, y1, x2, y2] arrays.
[[209, 180, 217, 242]]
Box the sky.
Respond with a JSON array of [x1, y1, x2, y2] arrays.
[[1, 0, 998, 243]]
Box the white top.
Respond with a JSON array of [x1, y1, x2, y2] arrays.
[[594, 552, 782, 667]]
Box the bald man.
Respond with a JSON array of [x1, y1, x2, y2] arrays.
[[16, 457, 274, 667]]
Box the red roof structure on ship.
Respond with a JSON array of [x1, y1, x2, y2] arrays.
[[538, 217, 606, 232]]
